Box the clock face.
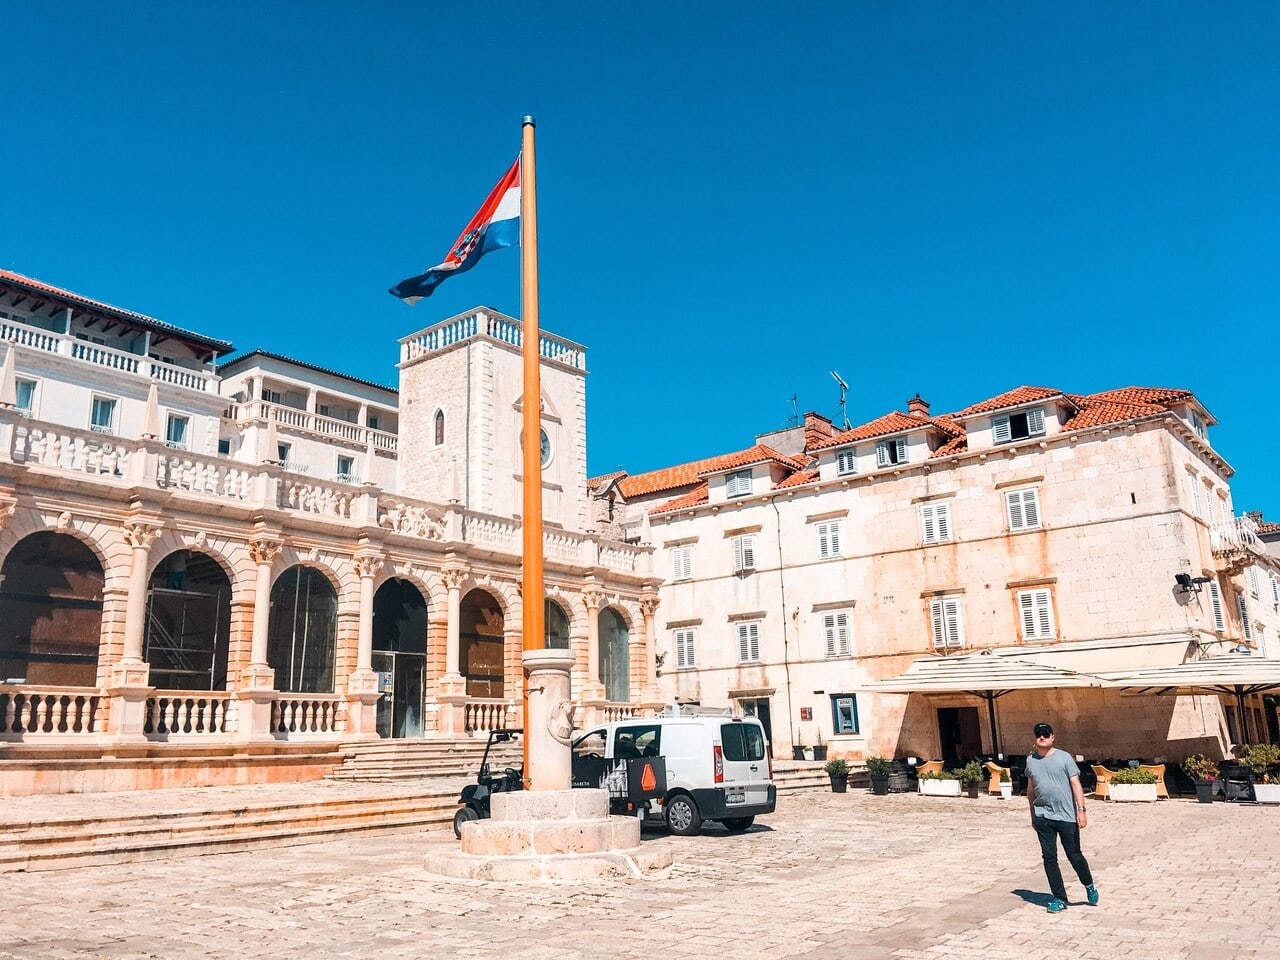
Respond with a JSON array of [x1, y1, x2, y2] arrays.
[[521, 428, 552, 467]]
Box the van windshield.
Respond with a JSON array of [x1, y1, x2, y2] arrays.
[[720, 722, 765, 761]]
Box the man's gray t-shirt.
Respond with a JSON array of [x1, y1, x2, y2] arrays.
[[1026, 749, 1080, 822]]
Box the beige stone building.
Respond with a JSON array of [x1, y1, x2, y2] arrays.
[[594, 387, 1280, 763], [0, 270, 659, 796]]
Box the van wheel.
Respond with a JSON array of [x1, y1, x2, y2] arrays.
[[453, 806, 479, 839], [722, 816, 754, 832], [665, 794, 702, 836]]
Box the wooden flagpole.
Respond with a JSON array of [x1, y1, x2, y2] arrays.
[[520, 116, 543, 787]]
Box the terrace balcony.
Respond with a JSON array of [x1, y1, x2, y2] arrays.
[[1210, 513, 1267, 575], [223, 399, 398, 454], [399, 308, 586, 371]]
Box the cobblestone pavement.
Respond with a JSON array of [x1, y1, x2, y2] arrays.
[[3, 790, 1278, 960]]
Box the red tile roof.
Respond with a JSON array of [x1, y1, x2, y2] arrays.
[[1257, 520, 1280, 535], [586, 470, 626, 491], [808, 411, 935, 451], [650, 483, 709, 514], [1061, 396, 1165, 430], [954, 386, 1064, 417], [618, 444, 806, 498], [0, 268, 234, 354], [776, 469, 819, 489], [1086, 386, 1195, 407]]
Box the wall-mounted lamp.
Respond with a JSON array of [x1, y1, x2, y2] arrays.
[[1175, 573, 1213, 595]]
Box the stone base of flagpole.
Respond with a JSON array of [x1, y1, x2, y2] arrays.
[[424, 649, 673, 881]]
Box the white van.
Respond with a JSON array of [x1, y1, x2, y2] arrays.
[[571, 711, 776, 835]]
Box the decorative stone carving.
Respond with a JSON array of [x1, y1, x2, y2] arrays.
[[441, 566, 469, 592], [56, 510, 73, 530], [122, 520, 163, 550], [547, 699, 577, 746], [248, 537, 283, 567], [379, 502, 446, 540], [353, 554, 384, 580], [582, 589, 605, 612], [639, 595, 661, 619]]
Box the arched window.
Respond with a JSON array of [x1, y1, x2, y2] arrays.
[[144, 550, 232, 691], [545, 599, 570, 649], [0, 532, 104, 686], [598, 607, 630, 702], [267, 565, 338, 693], [434, 409, 445, 446], [460, 589, 504, 697], [372, 578, 428, 738]]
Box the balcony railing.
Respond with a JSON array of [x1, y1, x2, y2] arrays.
[[400, 308, 586, 371], [225, 400, 399, 453], [1210, 514, 1267, 574], [0, 318, 217, 393]]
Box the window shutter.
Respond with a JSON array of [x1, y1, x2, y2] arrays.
[[936, 503, 951, 541], [817, 523, 830, 559], [737, 622, 760, 662], [930, 600, 946, 649], [1238, 594, 1252, 640], [818, 521, 841, 558], [740, 536, 755, 571], [1034, 590, 1054, 638], [675, 629, 695, 668], [894, 438, 907, 463], [672, 547, 692, 581], [824, 614, 838, 657], [836, 613, 851, 655], [993, 415, 1012, 443], [920, 505, 936, 544], [1209, 581, 1225, 631], [876, 442, 889, 468], [1189, 477, 1203, 518], [829, 521, 841, 557], [1006, 491, 1025, 530], [1022, 490, 1040, 528], [943, 600, 962, 648], [837, 450, 856, 475], [1027, 407, 1045, 435], [1248, 566, 1260, 596], [1019, 592, 1037, 638], [1272, 576, 1280, 610]]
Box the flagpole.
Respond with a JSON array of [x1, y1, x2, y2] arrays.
[[520, 115, 543, 788]]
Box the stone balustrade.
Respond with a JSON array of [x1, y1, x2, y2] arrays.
[[0, 686, 105, 738], [144, 692, 235, 737], [400, 308, 587, 371], [464, 698, 518, 733], [226, 400, 399, 452], [271, 694, 344, 737]]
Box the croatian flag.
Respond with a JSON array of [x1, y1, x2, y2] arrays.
[[389, 158, 521, 304]]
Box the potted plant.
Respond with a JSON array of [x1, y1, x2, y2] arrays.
[[998, 766, 1013, 800], [956, 760, 984, 799], [866, 756, 892, 796], [1109, 766, 1159, 802], [792, 737, 807, 761], [1182, 755, 1219, 803], [918, 769, 962, 797], [824, 757, 849, 793], [812, 730, 828, 762], [1241, 743, 1280, 804]]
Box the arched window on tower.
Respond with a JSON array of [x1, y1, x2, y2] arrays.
[[434, 410, 445, 446]]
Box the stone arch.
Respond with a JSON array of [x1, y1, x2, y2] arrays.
[[598, 605, 631, 702], [459, 586, 506, 698], [267, 564, 339, 693], [0, 531, 106, 686], [144, 529, 237, 587], [544, 597, 572, 650], [433, 408, 446, 446], [372, 577, 429, 655], [144, 548, 234, 691]]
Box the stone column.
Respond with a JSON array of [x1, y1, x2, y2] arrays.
[[436, 565, 469, 735], [580, 588, 607, 724], [106, 519, 162, 742], [638, 594, 661, 703], [345, 553, 384, 738], [523, 648, 577, 790], [236, 535, 282, 742]]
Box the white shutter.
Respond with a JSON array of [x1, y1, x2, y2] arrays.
[[876, 442, 890, 468], [737, 622, 760, 662], [931, 599, 962, 649], [944, 599, 962, 648], [993, 415, 1012, 443], [733, 535, 756, 571], [1006, 490, 1025, 530], [930, 600, 946, 649], [1189, 477, 1203, 518], [1272, 576, 1280, 610], [1019, 592, 1037, 638], [672, 546, 692, 581], [1027, 407, 1045, 435], [1019, 590, 1055, 640], [823, 612, 851, 657], [1008, 489, 1040, 531], [824, 614, 838, 656], [894, 438, 906, 463], [936, 502, 951, 541], [921, 503, 952, 544], [1022, 490, 1040, 528], [1208, 581, 1225, 631], [1248, 566, 1260, 596], [675, 629, 695, 668], [1237, 594, 1252, 640], [920, 505, 937, 544], [829, 521, 841, 557], [836, 450, 856, 475], [817, 521, 842, 559]]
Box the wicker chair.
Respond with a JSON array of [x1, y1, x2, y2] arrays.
[[1138, 763, 1169, 799], [915, 760, 944, 778], [1091, 765, 1116, 800], [985, 761, 1010, 795]]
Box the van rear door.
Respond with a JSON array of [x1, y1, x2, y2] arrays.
[[718, 720, 771, 809]]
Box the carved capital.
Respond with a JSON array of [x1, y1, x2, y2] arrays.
[[353, 554, 384, 580], [249, 537, 283, 567], [440, 566, 469, 593], [639, 595, 661, 619], [122, 520, 163, 550], [582, 589, 605, 612]]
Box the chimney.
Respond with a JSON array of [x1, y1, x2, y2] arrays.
[[907, 394, 930, 418], [804, 411, 835, 438]]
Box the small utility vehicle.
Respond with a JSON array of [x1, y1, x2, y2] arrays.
[[452, 728, 524, 838]]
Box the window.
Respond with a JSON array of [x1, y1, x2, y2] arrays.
[[992, 407, 1046, 444], [671, 546, 692, 581], [929, 598, 964, 650], [277, 442, 292, 462], [1189, 409, 1206, 439], [875, 437, 906, 468], [1208, 581, 1226, 631], [1005, 488, 1041, 532], [1248, 566, 1260, 597], [336, 455, 356, 482], [673, 628, 696, 669], [1237, 593, 1252, 641], [217, 438, 231, 455], [262, 387, 282, 404], [823, 612, 852, 657], [317, 403, 331, 418], [720, 722, 765, 761], [14, 378, 35, 415], [1018, 589, 1055, 641], [165, 414, 189, 450], [434, 409, 445, 445], [919, 502, 952, 544], [367, 414, 380, 430], [1272, 576, 1280, 612], [725, 469, 752, 498], [831, 695, 860, 735], [836, 449, 857, 476], [1188, 476, 1204, 518], [732, 534, 756, 573], [816, 520, 842, 559], [736, 621, 761, 663], [89, 396, 117, 434]]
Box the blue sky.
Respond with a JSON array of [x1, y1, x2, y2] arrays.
[[8, 3, 1279, 514]]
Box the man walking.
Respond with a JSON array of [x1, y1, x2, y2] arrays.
[[1025, 722, 1098, 913]]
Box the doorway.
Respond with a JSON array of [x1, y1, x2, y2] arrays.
[[372, 578, 428, 738], [739, 697, 773, 743], [937, 706, 982, 762]]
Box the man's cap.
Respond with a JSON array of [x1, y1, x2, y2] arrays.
[[1033, 722, 1054, 737]]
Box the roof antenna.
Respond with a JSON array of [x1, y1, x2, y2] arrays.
[[830, 371, 851, 429], [784, 393, 800, 429]]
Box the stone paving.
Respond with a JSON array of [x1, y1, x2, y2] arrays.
[[2, 788, 1278, 959]]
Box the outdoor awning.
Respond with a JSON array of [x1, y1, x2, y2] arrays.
[[1098, 653, 1280, 696]]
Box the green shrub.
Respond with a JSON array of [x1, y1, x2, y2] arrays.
[[955, 760, 984, 785], [1111, 767, 1158, 785], [922, 769, 961, 780], [824, 757, 849, 777], [998, 767, 1011, 782], [1182, 755, 1219, 782], [1240, 743, 1280, 783], [865, 756, 892, 777]]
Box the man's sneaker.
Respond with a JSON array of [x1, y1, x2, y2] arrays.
[[1086, 885, 1099, 906], [1046, 898, 1068, 913]]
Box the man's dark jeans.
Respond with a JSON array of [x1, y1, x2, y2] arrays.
[[1033, 815, 1093, 900]]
